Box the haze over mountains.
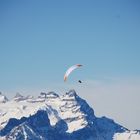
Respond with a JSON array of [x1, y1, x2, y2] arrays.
[[0, 90, 140, 140]]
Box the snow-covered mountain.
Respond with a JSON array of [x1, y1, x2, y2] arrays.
[[0, 92, 8, 103], [0, 90, 139, 140]]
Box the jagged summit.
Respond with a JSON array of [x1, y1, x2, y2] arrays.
[[0, 90, 139, 140], [62, 90, 79, 102], [38, 91, 59, 99], [65, 89, 78, 97], [14, 92, 23, 98], [0, 92, 8, 103], [13, 92, 26, 102]]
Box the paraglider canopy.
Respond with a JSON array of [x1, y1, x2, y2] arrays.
[[64, 64, 83, 82]]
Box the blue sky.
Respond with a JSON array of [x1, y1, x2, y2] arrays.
[[0, 0, 140, 129]]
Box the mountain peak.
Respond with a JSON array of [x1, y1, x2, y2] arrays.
[[0, 92, 8, 103], [14, 92, 23, 98], [13, 93, 26, 102], [38, 91, 59, 99], [66, 89, 78, 97]]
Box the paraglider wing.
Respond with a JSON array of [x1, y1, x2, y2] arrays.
[[64, 64, 83, 81]]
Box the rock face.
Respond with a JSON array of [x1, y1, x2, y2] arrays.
[[0, 90, 139, 140]]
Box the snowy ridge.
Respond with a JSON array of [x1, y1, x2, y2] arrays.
[[0, 90, 140, 140], [114, 130, 140, 140], [0, 90, 92, 133]]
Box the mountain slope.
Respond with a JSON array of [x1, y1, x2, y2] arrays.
[[0, 90, 139, 140]]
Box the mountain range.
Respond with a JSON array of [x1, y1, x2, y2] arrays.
[[0, 90, 140, 140]]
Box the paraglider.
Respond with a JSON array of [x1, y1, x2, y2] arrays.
[[78, 80, 82, 83], [64, 64, 83, 82]]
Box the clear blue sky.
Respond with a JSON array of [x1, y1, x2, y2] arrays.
[[0, 0, 140, 129]]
